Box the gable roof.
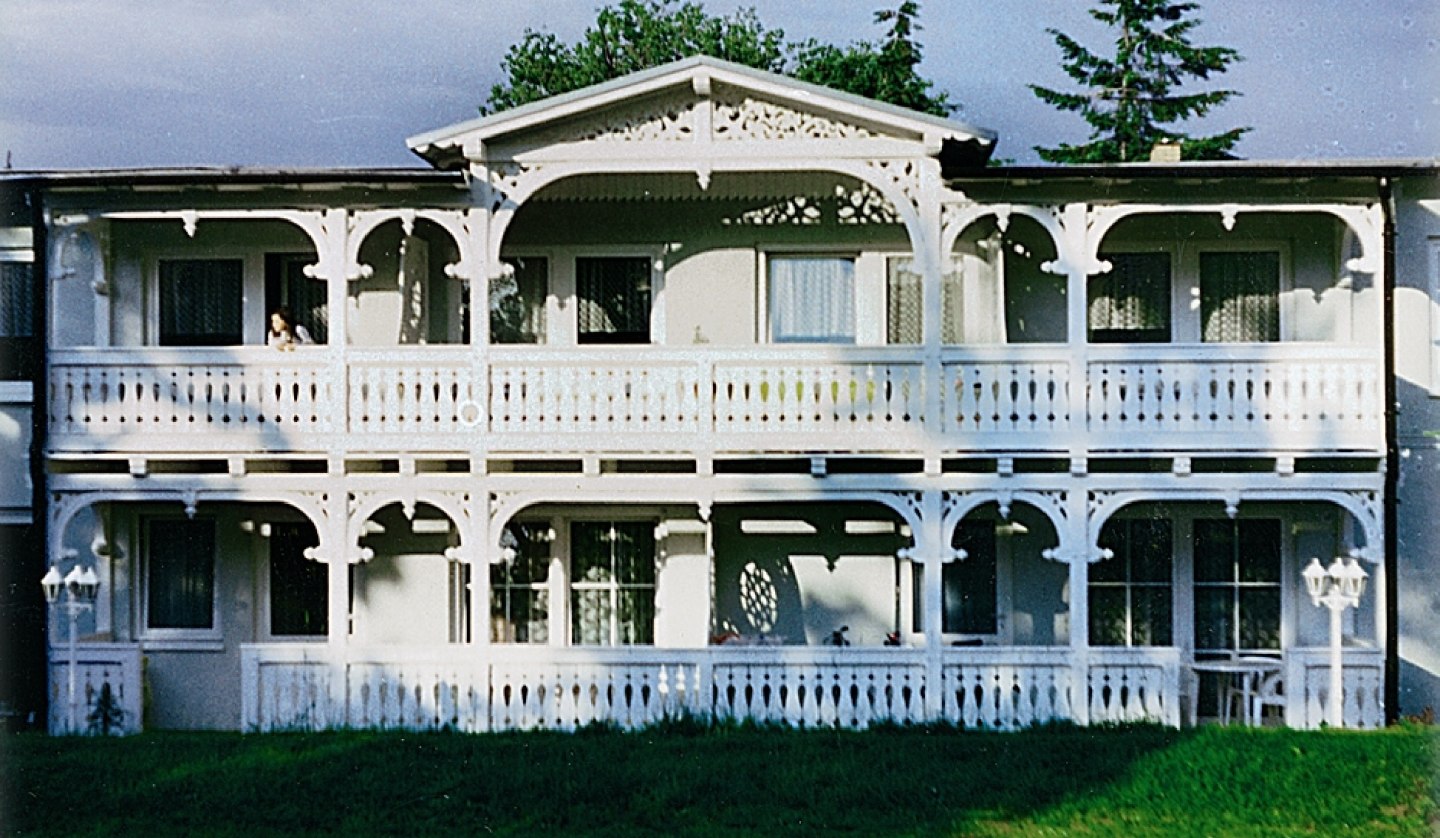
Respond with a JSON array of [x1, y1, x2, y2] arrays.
[[408, 55, 996, 169]]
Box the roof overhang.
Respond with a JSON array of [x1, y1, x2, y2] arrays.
[[408, 55, 997, 170]]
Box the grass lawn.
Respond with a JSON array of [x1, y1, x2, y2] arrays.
[[2, 723, 1436, 836]]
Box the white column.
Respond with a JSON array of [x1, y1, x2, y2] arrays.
[[321, 490, 351, 726], [920, 490, 944, 720], [1059, 203, 1091, 454], [1065, 488, 1091, 725], [469, 490, 490, 649]]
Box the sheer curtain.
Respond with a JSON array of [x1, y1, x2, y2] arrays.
[[769, 256, 855, 343], [1088, 252, 1171, 343], [1201, 252, 1279, 342]]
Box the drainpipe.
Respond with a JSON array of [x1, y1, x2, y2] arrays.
[[1379, 176, 1398, 725], [29, 180, 50, 728]]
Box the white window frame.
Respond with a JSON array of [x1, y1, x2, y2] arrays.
[[139, 515, 222, 647], [547, 246, 664, 347], [255, 518, 327, 643], [491, 251, 553, 346], [1089, 244, 1179, 344], [566, 516, 660, 647], [490, 519, 555, 644], [144, 249, 263, 347], [760, 248, 902, 346], [1179, 241, 1292, 344]]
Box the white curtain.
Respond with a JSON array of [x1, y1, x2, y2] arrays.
[[769, 257, 855, 343]]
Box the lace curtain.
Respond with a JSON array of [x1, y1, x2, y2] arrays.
[[1201, 252, 1279, 342], [770, 256, 855, 343]]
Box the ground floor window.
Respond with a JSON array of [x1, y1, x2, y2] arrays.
[[1090, 518, 1173, 646], [268, 522, 326, 637], [1193, 518, 1282, 653], [491, 522, 552, 644], [146, 518, 215, 630], [570, 521, 656, 646], [911, 519, 998, 636]]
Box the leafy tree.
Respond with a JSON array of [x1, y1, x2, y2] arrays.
[[1029, 0, 1248, 162], [485, 0, 952, 116]]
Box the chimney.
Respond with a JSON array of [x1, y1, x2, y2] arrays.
[[1150, 140, 1182, 163]]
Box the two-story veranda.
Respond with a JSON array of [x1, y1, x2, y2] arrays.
[[41, 58, 1388, 733]]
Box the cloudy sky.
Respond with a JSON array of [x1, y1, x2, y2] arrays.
[[3, 0, 1437, 170]]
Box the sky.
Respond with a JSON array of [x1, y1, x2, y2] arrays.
[[2, 0, 1437, 170]]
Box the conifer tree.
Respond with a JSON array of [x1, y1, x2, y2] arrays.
[[1030, 0, 1248, 162]]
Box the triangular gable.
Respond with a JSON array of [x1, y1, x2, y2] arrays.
[[408, 55, 996, 169]]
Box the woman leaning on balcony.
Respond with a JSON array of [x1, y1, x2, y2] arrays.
[[267, 307, 313, 351]]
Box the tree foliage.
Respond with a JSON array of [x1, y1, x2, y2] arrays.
[[1029, 0, 1248, 163], [485, 0, 952, 117]]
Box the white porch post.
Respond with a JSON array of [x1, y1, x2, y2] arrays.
[[920, 490, 945, 720], [1059, 203, 1091, 452], [321, 490, 350, 726], [469, 490, 491, 650], [1065, 488, 1092, 726]]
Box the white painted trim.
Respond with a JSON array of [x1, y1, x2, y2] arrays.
[[0, 381, 32, 402]]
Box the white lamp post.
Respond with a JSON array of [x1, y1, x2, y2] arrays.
[[1302, 556, 1367, 728], [41, 564, 100, 733]]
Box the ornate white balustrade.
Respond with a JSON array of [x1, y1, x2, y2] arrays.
[[240, 644, 1188, 733], [47, 643, 143, 735], [49, 344, 1382, 457], [1285, 647, 1384, 729]]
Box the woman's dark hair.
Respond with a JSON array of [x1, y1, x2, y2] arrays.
[[270, 306, 297, 333]]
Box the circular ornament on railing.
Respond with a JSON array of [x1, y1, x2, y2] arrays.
[[457, 400, 483, 428]]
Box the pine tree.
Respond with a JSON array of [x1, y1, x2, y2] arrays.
[[1030, 0, 1248, 163]]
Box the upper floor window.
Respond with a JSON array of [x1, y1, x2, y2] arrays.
[[158, 259, 243, 346], [265, 254, 327, 345], [886, 256, 922, 345], [491, 256, 548, 345], [1200, 251, 1280, 343], [769, 255, 855, 344], [578, 256, 651, 344], [1089, 252, 1171, 343], [146, 518, 216, 632], [0, 261, 34, 379]]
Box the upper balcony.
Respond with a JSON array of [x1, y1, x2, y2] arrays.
[[43, 175, 1383, 461]]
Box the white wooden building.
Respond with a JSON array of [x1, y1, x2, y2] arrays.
[[15, 57, 1440, 733]]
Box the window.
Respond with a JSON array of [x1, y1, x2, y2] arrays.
[[1200, 251, 1279, 342], [491, 522, 552, 643], [1091, 518, 1173, 646], [570, 521, 655, 646], [268, 523, 326, 637], [577, 257, 651, 344], [769, 256, 855, 343], [1194, 519, 1281, 653], [146, 518, 215, 631], [158, 259, 243, 346], [264, 254, 327, 344], [0, 261, 34, 379], [491, 256, 548, 344], [1089, 252, 1171, 343], [886, 256, 922, 344], [911, 519, 997, 635]]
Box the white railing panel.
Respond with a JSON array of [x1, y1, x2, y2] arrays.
[[711, 651, 927, 728], [1285, 648, 1384, 729], [940, 648, 1074, 729], [713, 359, 926, 447], [347, 349, 485, 448], [50, 349, 336, 452], [47, 643, 143, 735], [1087, 648, 1182, 726], [1086, 346, 1380, 451], [943, 356, 1071, 443], [346, 657, 488, 732]]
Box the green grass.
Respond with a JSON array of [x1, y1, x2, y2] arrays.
[[3, 723, 1436, 837]]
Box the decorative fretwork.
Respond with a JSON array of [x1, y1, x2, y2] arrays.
[[487, 162, 546, 213], [864, 159, 922, 216], [531, 96, 699, 145], [836, 183, 903, 226], [712, 92, 879, 141]]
